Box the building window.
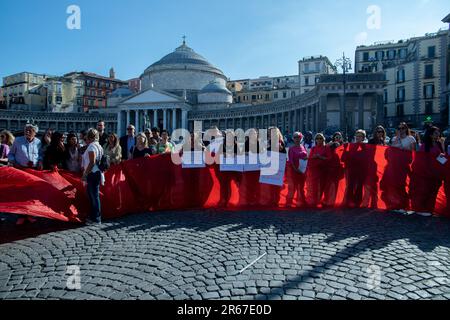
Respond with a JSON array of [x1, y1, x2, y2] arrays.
[[315, 77, 320, 84], [387, 50, 396, 60], [283, 92, 287, 99], [363, 52, 369, 62], [397, 87, 405, 102], [423, 84, 435, 99], [396, 104, 404, 117], [291, 91, 296, 98], [384, 89, 388, 104], [425, 101, 433, 114], [304, 63, 309, 73], [425, 64, 434, 78], [252, 95, 256, 101], [376, 51, 385, 61], [305, 76, 309, 86], [265, 94, 270, 101], [428, 46, 436, 58], [274, 93, 278, 99], [397, 69, 405, 83], [399, 48, 407, 59], [315, 62, 321, 72]]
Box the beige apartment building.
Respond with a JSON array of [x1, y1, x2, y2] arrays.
[[298, 56, 337, 94], [227, 75, 300, 105], [2, 72, 51, 109], [355, 28, 449, 129]]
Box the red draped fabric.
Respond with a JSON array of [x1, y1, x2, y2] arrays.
[[1, 145, 449, 222]]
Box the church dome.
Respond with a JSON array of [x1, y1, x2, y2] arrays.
[[151, 44, 212, 67], [140, 40, 228, 96], [198, 80, 232, 104], [200, 81, 231, 95]]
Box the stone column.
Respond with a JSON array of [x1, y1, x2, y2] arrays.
[[319, 95, 327, 132], [172, 108, 177, 132], [181, 110, 188, 130], [340, 94, 346, 132], [358, 94, 364, 130], [117, 111, 122, 136], [144, 110, 149, 129], [126, 110, 130, 127], [299, 109, 304, 132], [163, 109, 167, 130], [135, 110, 139, 132], [305, 107, 310, 131], [375, 93, 385, 129], [315, 104, 319, 132], [153, 109, 158, 129]]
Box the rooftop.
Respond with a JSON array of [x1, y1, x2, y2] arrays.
[[356, 28, 449, 49]]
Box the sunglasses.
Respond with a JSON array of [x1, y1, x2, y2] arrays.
[[377, 131, 384, 133], [398, 127, 406, 130], [127, 128, 133, 131], [316, 138, 324, 140]]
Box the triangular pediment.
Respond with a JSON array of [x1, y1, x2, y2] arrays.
[[119, 88, 183, 105]]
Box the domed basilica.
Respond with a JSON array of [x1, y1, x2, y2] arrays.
[[115, 40, 233, 135]]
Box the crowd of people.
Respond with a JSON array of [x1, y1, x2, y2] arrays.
[[0, 121, 176, 225], [1, 120, 449, 225]]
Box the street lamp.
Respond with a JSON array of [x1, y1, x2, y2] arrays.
[[335, 52, 352, 139]]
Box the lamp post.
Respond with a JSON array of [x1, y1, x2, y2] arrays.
[[335, 52, 352, 140]]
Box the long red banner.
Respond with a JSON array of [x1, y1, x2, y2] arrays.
[[1, 144, 449, 222]]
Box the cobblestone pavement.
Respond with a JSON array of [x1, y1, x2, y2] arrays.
[[1, 209, 450, 300]]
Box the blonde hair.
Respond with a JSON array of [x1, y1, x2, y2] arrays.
[[86, 128, 99, 142], [0, 130, 15, 147], [108, 133, 119, 148], [136, 133, 148, 148], [355, 129, 367, 140], [269, 127, 284, 143], [314, 133, 326, 146]]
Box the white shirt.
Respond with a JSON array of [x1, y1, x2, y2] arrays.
[[391, 135, 416, 151], [82, 142, 103, 172]]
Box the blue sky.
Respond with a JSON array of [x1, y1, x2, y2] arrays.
[[0, 0, 448, 82]]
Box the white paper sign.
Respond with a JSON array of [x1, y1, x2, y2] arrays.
[[437, 155, 448, 165], [259, 152, 287, 186], [182, 151, 206, 168]]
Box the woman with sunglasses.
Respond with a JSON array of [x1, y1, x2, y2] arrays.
[[306, 133, 331, 207], [391, 122, 416, 151], [368, 126, 387, 146]]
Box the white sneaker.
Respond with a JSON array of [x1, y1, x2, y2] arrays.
[[404, 211, 415, 216], [393, 209, 406, 214], [416, 212, 432, 217]]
